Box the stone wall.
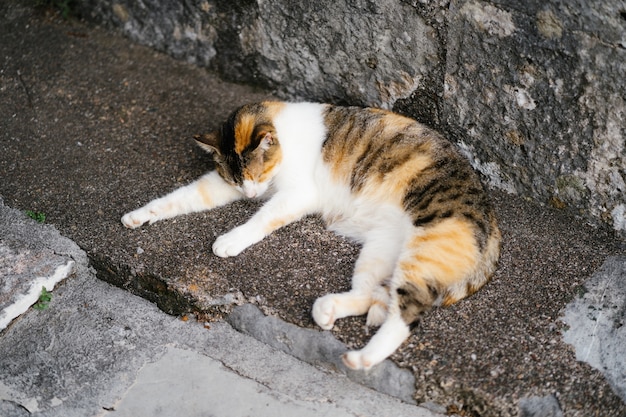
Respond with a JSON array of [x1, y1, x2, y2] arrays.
[[77, 0, 626, 237]]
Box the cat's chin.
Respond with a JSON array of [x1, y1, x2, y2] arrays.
[[241, 180, 270, 199]]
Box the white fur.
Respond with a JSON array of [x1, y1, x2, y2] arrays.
[[342, 312, 410, 370], [241, 179, 267, 199], [122, 102, 416, 370]]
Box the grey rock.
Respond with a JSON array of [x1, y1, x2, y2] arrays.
[[444, 0, 626, 238], [79, 0, 442, 110], [0, 199, 79, 330], [79, 0, 218, 67], [227, 304, 417, 404], [518, 394, 563, 417], [561, 256, 626, 403], [238, 0, 440, 109]]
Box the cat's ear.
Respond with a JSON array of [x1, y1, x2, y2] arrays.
[[193, 132, 221, 155], [257, 131, 274, 151]]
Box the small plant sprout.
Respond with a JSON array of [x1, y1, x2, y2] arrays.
[[34, 286, 53, 310], [26, 210, 46, 223]]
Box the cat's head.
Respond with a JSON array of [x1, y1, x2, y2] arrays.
[[194, 102, 283, 198]]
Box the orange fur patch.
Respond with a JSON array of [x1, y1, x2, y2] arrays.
[[322, 106, 436, 208], [197, 177, 213, 206], [264, 214, 297, 234], [259, 147, 283, 182], [363, 152, 433, 203], [262, 101, 286, 119], [234, 113, 257, 154], [370, 298, 387, 308], [400, 218, 479, 288], [329, 132, 370, 184], [380, 111, 416, 132], [441, 294, 460, 307], [234, 101, 285, 155]]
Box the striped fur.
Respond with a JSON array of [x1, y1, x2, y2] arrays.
[[121, 101, 501, 371]]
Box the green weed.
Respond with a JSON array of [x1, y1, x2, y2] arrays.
[[26, 210, 46, 223], [34, 286, 52, 310]]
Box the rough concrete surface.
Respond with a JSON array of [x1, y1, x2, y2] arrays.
[[114, 346, 371, 417], [1, 3, 625, 416], [75, 0, 626, 238]]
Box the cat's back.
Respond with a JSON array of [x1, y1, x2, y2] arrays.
[[320, 104, 499, 255], [320, 105, 476, 202]]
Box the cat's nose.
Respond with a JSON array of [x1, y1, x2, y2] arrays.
[[244, 188, 257, 198]]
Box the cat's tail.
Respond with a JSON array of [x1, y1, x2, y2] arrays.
[[440, 213, 501, 307]]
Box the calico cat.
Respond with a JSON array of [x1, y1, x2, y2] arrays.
[[121, 101, 501, 371]]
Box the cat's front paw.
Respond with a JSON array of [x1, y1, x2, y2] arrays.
[[121, 208, 155, 229], [342, 350, 375, 371], [212, 226, 262, 258], [312, 294, 337, 330]]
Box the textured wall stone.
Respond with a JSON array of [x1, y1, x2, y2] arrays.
[[238, 0, 439, 109], [444, 0, 626, 236], [77, 0, 626, 237]]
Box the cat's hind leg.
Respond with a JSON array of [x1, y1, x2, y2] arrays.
[[121, 170, 242, 228], [342, 310, 411, 370], [312, 234, 400, 330], [312, 292, 372, 331], [365, 284, 390, 327], [341, 279, 432, 371]]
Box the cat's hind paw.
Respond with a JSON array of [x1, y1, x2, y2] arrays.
[[342, 350, 375, 371], [312, 295, 337, 330], [366, 303, 387, 327]]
